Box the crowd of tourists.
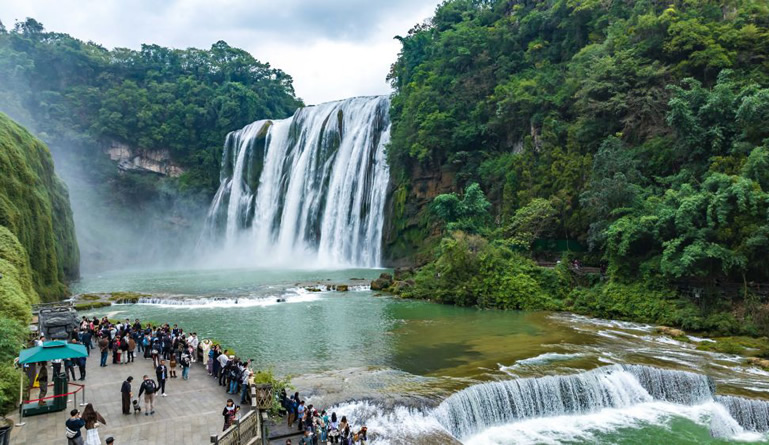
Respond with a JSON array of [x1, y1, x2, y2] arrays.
[[280, 391, 369, 445], [43, 315, 370, 444]]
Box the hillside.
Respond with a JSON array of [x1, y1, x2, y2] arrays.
[[385, 0, 769, 335], [0, 112, 78, 300], [0, 112, 78, 411]]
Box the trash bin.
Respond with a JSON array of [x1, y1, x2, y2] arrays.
[[53, 373, 68, 410]]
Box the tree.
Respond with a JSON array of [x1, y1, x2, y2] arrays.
[[507, 198, 559, 249], [432, 183, 491, 234]]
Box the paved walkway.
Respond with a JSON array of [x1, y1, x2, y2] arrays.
[[9, 354, 252, 444]]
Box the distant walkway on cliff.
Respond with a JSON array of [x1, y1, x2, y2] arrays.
[[9, 352, 252, 444]]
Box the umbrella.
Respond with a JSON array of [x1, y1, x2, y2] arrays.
[[18, 341, 87, 364]]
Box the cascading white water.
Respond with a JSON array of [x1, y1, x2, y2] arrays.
[[431, 364, 729, 440], [315, 364, 768, 443], [433, 365, 653, 439], [716, 395, 769, 432], [200, 96, 390, 267]]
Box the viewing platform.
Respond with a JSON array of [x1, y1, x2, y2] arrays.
[[8, 355, 256, 444]]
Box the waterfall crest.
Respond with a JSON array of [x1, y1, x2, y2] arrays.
[[200, 96, 390, 267], [432, 364, 718, 439]]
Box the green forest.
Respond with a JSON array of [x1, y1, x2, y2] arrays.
[[0, 18, 301, 195], [387, 0, 769, 337]]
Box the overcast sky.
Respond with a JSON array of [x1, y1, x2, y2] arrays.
[[0, 0, 439, 104]]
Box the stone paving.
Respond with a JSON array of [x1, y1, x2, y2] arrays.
[[9, 354, 253, 444]]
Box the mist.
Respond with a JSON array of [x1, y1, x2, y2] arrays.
[[50, 143, 212, 275]]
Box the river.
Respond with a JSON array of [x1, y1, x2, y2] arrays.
[[72, 267, 769, 444]]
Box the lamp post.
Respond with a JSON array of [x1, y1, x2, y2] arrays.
[[252, 383, 272, 445]]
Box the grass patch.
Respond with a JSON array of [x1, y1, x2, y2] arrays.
[[695, 336, 769, 355], [79, 294, 101, 301]]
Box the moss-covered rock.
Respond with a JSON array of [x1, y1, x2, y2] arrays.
[[75, 301, 112, 311], [0, 113, 79, 300], [0, 226, 38, 324]]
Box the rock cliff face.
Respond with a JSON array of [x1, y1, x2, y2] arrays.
[[0, 112, 79, 301], [382, 162, 456, 267], [106, 142, 184, 177]]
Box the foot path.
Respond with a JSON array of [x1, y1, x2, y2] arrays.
[[9, 356, 253, 444]]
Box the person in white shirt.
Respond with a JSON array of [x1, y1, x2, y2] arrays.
[[189, 334, 199, 362]]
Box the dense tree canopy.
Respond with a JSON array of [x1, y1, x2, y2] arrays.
[[389, 0, 769, 334], [0, 18, 302, 193]]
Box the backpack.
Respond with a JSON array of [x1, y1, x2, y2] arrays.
[[145, 380, 156, 394]]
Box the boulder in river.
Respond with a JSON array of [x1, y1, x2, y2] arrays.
[[334, 284, 349, 292], [370, 273, 393, 291], [747, 357, 769, 369], [655, 326, 685, 337]]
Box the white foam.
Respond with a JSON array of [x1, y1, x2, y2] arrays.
[[463, 401, 765, 445], [499, 353, 586, 375], [134, 287, 322, 308]]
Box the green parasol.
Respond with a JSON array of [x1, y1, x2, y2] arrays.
[[18, 341, 87, 364]]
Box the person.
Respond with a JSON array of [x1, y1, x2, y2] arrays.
[[121, 376, 133, 415], [339, 416, 350, 445], [340, 425, 351, 445], [222, 399, 239, 431], [201, 339, 211, 368], [287, 395, 296, 428], [138, 375, 157, 415], [37, 361, 48, 405], [357, 426, 368, 445], [64, 356, 77, 381], [106, 438, 114, 444], [99, 335, 109, 367], [169, 355, 177, 378], [81, 403, 106, 445], [211, 346, 221, 377], [120, 333, 129, 364], [180, 353, 191, 380], [76, 354, 87, 381], [218, 353, 230, 386], [81, 329, 93, 355], [189, 333, 199, 362], [151, 339, 160, 367], [128, 335, 136, 363], [285, 440, 292, 445], [156, 360, 168, 396], [66, 409, 86, 445], [320, 411, 329, 443], [52, 358, 63, 376], [240, 369, 252, 404], [112, 336, 120, 365], [298, 430, 312, 445], [297, 401, 306, 432]]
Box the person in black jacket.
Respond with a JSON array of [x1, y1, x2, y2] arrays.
[[121, 376, 133, 414], [156, 360, 168, 396], [137, 375, 157, 415]]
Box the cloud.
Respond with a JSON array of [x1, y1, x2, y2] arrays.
[[0, 0, 438, 104]]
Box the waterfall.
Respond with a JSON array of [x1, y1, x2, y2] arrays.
[[716, 395, 769, 432], [432, 364, 716, 439], [200, 96, 390, 267], [623, 364, 714, 405]]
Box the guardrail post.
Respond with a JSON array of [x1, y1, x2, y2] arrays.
[[210, 434, 218, 444]]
